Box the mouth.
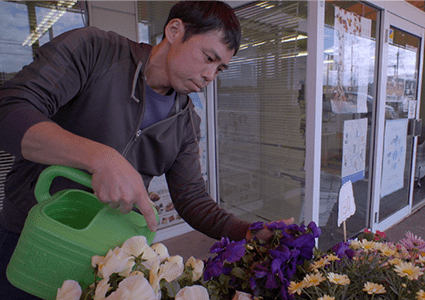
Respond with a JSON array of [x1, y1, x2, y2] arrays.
[[190, 81, 202, 92]]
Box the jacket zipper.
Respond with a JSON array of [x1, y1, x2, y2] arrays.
[[122, 129, 142, 157], [121, 106, 189, 158]]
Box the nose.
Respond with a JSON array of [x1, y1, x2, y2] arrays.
[[202, 65, 218, 84]]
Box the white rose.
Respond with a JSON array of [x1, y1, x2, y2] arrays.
[[56, 280, 82, 300], [94, 278, 110, 300], [232, 291, 253, 300], [105, 275, 157, 300], [151, 243, 170, 262], [185, 256, 204, 281], [150, 255, 184, 295], [175, 285, 210, 300], [141, 246, 161, 270], [91, 247, 132, 279], [121, 236, 149, 257]]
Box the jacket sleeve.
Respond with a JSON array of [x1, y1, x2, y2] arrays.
[[0, 27, 113, 158], [165, 108, 250, 241]]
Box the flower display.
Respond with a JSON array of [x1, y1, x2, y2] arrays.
[[290, 230, 425, 300], [56, 225, 425, 300], [202, 221, 321, 300]]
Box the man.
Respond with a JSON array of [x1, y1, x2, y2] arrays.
[[0, 1, 291, 298]]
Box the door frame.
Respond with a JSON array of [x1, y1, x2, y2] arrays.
[[371, 11, 424, 232]]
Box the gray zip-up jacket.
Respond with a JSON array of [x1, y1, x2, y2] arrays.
[[0, 26, 250, 241]]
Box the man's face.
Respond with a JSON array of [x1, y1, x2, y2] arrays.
[[166, 30, 234, 95]]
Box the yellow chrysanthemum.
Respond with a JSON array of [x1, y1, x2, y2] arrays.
[[327, 272, 350, 285], [389, 258, 403, 265], [417, 289, 425, 300], [350, 240, 362, 249], [326, 254, 340, 262], [288, 281, 304, 295], [394, 262, 424, 280], [318, 296, 335, 300], [360, 239, 377, 251], [363, 282, 386, 294], [302, 273, 326, 288], [309, 257, 330, 271], [378, 244, 396, 256]]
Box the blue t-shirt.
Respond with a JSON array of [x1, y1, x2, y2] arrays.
[[141, 83, 176, 129]]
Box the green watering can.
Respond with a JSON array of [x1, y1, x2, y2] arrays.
[[6, 165, 158, 300]]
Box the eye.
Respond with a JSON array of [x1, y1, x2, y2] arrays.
[[205, 54, 213, 62]]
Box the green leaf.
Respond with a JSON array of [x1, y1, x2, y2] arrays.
[[231, 267, 246, 279]]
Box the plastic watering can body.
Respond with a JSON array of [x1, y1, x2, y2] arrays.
[[6, 165, 158, 300]]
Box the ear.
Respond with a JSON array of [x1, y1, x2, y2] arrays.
[[164, 18, 185, 44]]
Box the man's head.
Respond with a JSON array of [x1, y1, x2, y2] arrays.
[[164, 1, 241, 55]]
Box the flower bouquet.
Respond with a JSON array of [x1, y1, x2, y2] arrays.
[[289, 230, 425, 300], [202, 221, 321, 300]]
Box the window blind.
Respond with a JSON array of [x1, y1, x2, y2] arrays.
[[217, 1, 308, 223]]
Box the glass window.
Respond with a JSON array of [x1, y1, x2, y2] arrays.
[[0, 0, 85, 84], [216, 2, 308, 225], [320, 1, 380, 250], [0, 0, 85, 211]]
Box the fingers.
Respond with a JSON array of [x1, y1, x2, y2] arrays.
[[283, 217, 295, 225], [109, 202, 119, 209], [134, 196, 158, 232]]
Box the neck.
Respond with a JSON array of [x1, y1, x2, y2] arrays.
[[145, 41, 172, 95]]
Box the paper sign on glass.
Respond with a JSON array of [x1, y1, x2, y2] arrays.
[[338, 180, 356, 227]]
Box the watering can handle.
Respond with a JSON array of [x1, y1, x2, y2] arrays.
[[34, 165, 93, 203]]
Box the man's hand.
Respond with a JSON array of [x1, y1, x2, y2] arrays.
[[21, 122, 158, 232], [245, 217, 294, 242], [90, 150, 158, 232]]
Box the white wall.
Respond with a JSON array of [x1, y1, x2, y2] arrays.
[[87, 1, 139, 42]]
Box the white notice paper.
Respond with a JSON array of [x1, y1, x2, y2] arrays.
[[338, 181, 356, 227]]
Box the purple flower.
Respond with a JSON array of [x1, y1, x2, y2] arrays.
[[265, 273, 279, 289], [209, 237, 231, 254], [253, 270, 268, 278], [332, 241, 355, 259], [280, 281, 293, 300], [222, 266, 233, 275], [271, 257, 282, 274], [307, 221, 321, 238], [249, 221, 265, 231], [266, 221, 288, 231], [292, 234, 315, 260], [249, 277, 257, 290], [271, 258, 285, 282], [253, 263, 268, 279], [270, 245, 291, 262], [203, 257, 223, 281], [399, 231, 425, 252], [221, 240, 246, 263], [285, 249, 300, 278], [287, 223, 306, 234]]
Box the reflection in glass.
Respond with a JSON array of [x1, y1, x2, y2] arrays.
[[0, 0, 85, 84], [216, 2, 308, 226], [320, 1, 379, 250], [380, 27, 421, 220]]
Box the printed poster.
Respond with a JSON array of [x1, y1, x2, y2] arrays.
[[341, 118, 367, 185], [380, 119, 408, 197], [148, 92, 208, 230], [331, 7, 372, 114]]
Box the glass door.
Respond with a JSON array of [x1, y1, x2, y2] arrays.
[[373, 13, 423, 231]]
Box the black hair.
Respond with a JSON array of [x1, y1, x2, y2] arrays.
[[164, 1, 241, 55]]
